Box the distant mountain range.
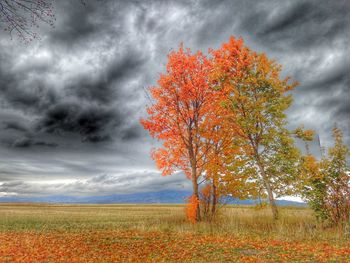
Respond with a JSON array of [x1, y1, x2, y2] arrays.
[[0, 190, 306, 206]]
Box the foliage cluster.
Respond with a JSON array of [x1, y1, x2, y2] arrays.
[[300, 128, 350, 226], [142, 36, 349, 226]]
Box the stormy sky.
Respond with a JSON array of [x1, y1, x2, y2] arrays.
[[0, 0, 349, 197]]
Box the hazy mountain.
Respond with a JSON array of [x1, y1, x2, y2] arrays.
[[0, 190, 306, 206]]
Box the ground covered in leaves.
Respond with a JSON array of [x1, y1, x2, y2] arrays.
[[1, 230, 350, 262], [1, 204, 349, 262]]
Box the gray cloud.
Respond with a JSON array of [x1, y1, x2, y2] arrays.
[[0, 0, 348, 197], [9, 135, 58, 148], [0, 171, 191, 196], [35, 102, 115, 142]]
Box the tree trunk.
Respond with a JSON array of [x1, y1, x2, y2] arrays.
[[211, 179, 217, 218], [191, 160, 201, 222], [256, 160, 279, 220]]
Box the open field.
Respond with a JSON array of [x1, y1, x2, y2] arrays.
[[0, 204, 349, 262]]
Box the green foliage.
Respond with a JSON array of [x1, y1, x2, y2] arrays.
[[300, 127, 350, 225], [294, 126, 315, 142], [212, 38, 302, 211], [303, 175, 329, 222]]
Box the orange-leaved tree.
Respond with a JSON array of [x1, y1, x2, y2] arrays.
[[141, 45, 218, 222], [211, 37, 301, 220], [198, 89, 244, 219], [200, 107, 257, 218]]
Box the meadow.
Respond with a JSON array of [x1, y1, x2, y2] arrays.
[[0, 203, 349, 262]]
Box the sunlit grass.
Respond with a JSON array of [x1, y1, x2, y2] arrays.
[[0, 203, 347, 243]]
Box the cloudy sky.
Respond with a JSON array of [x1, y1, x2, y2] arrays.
[[0, 0, 349, 197]]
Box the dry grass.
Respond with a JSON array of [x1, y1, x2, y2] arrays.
[[0, 203, 347, 243]]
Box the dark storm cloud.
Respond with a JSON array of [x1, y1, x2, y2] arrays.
[[3, 121, 29, 133], [36, 102, 115, 142], [121, 124, 141, 141], [260, 2, 314, 35], [0, 1, 148, 146], [239, 0, 350, 51], [70, 50, 146, 104], [11, 137, 58, 148], [38, 47, 147, 143], [0, 54, 58, 125], [0, 0, 349, 197], [2, 85, 57, 112], [49, 0, 121, 47]]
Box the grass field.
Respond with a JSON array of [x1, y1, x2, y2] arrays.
[[0, 203, 349, 262]]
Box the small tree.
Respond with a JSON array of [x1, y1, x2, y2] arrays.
[[199, 184, 212, 220], [200, 100, 253, 220], [211, 36, 301, 220], [301, 127, 350, 225], [141, 45, 217, 222]]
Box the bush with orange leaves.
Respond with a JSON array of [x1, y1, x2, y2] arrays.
[[186, 184, 221, 223], [186, 195, 200, 224]]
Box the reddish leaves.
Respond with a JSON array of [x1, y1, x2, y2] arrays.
[[185, 195, 200, 224], [141, 45, 214, 179], [0, 230, 349, 262]]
